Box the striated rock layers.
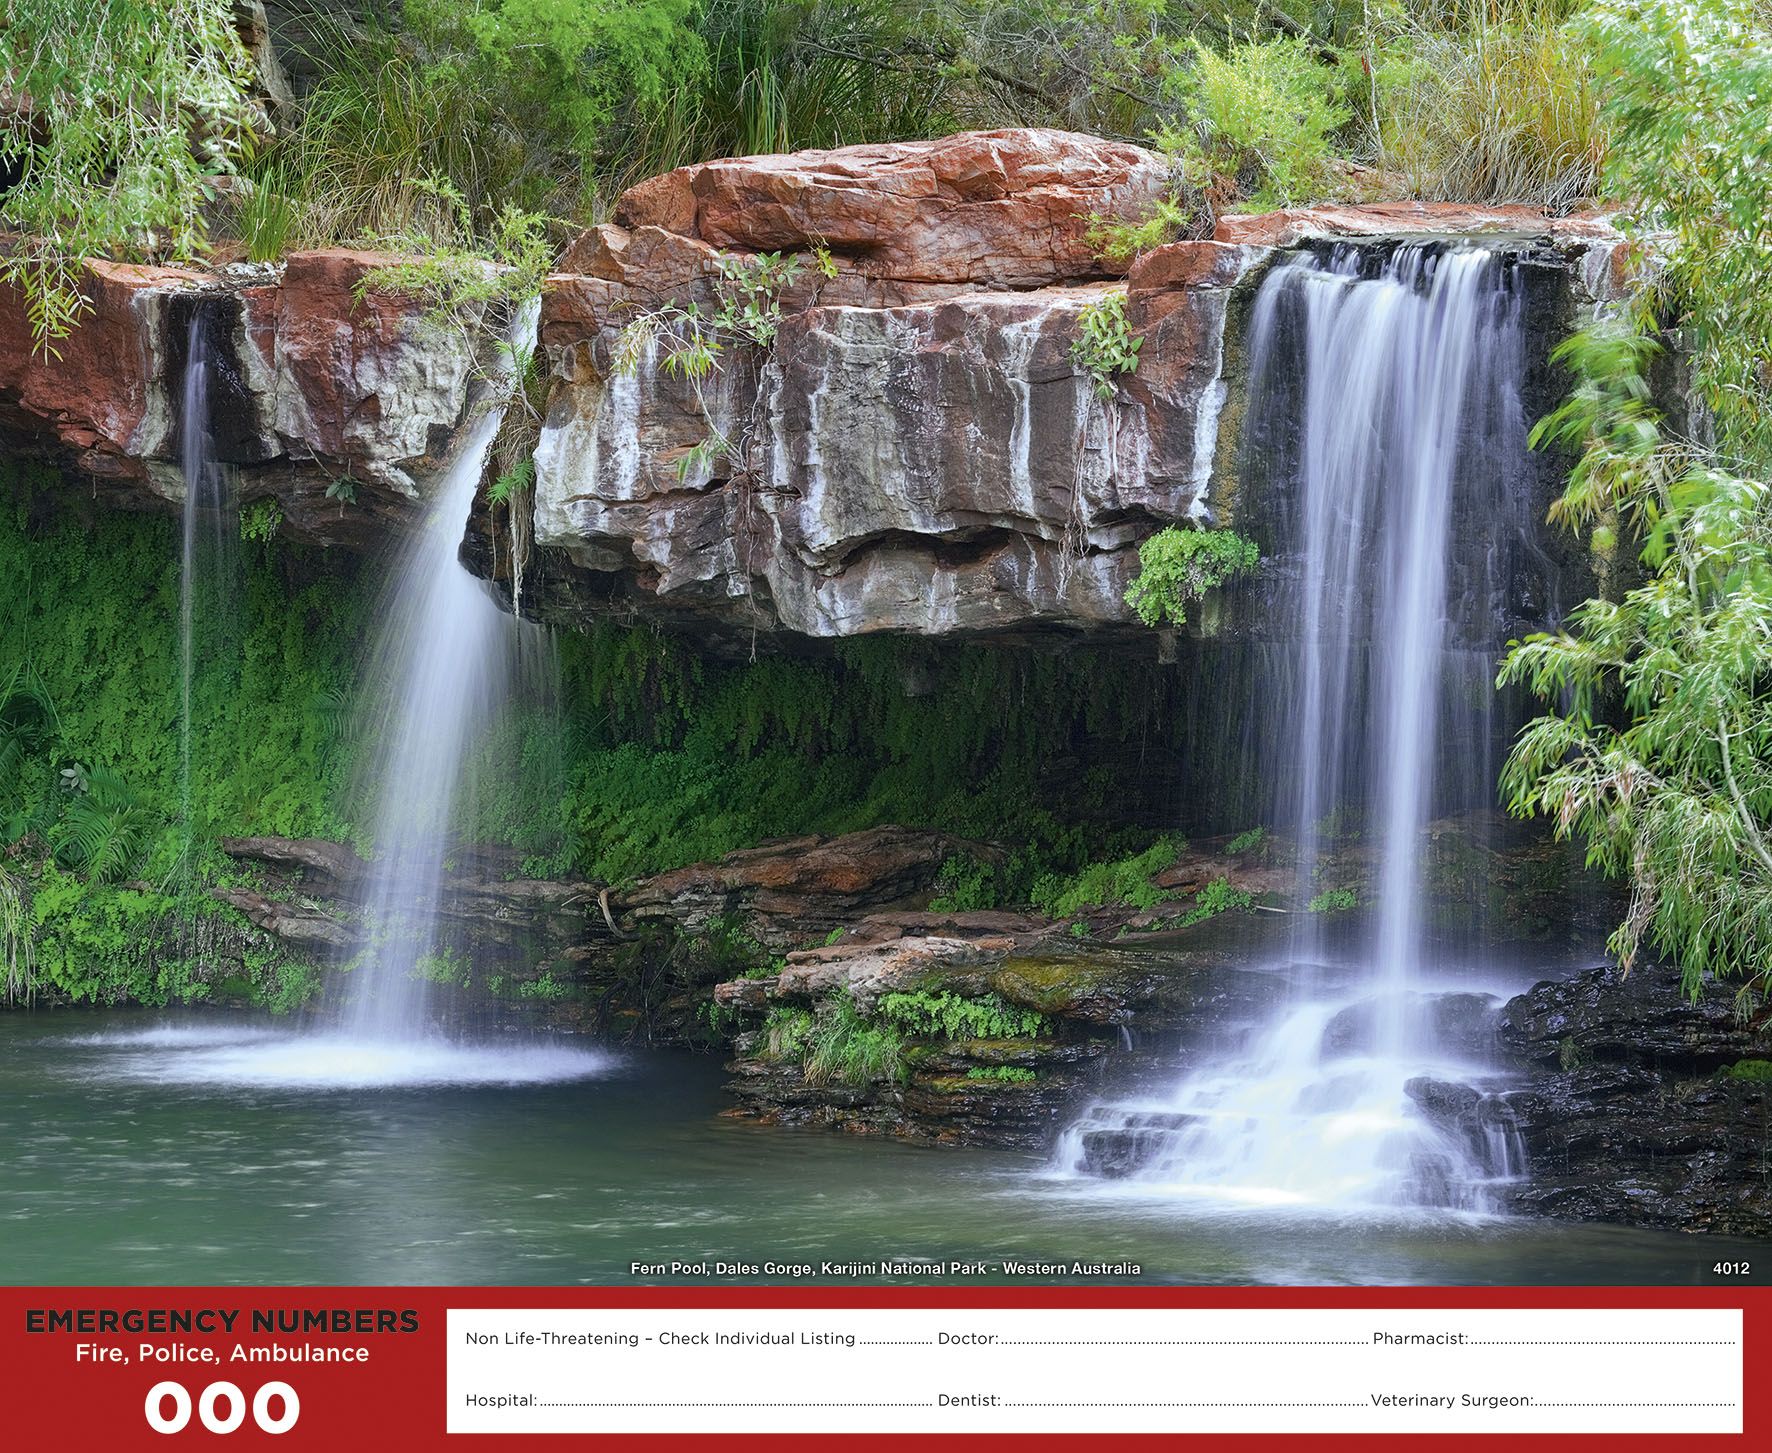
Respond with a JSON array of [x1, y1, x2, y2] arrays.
[[502, 131, 1637, 643], [2, 130, 1637, 634], [0, 251, 491, 547]]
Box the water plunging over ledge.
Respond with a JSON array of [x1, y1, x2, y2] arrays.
[[341, 301, 561, 1045], [1053, 244, 1538, 1213]]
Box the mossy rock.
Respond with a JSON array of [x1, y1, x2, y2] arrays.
[[989, 953, 1129, 1015], [919, 1073, 1036, 1096]]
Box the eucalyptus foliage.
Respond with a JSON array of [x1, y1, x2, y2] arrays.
[[0, 0, 259, 352], [1498, 0, 1772, 1006]]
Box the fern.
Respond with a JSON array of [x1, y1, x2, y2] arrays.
[[0, 665, 60, 796], [51, 766, 156, 884]]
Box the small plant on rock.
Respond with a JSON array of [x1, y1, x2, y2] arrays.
[[1225, 826, 1266, 855], [964, 1066, 1036, 1084], [1070, 291, 1142, 401], [877, 990, 1045, 1042], [804, 992, 905, 1086], [1124, 526, 1260, 629], [1181, 876, 1253, 927]]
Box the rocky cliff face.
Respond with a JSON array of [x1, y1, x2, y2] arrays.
[[502, 134, 1637, 644], [1, 129, 1636, 638], [0, 251, 488, 547]]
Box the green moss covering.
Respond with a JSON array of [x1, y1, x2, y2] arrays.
[[1, 459, 1208, 1007]]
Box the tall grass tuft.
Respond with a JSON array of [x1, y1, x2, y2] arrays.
[[241, 8, 581, 250], [609, 0, 960, 188], [1371, 0, 1605, 209], [0, 868, 33, 1005]]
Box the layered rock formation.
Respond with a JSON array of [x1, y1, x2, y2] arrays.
[[0, 251, 489, 547], [501, 132, 1637, 644], [1, 128, 1638, 639]]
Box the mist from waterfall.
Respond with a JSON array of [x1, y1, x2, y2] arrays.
[[1054, 244, 1533, 1213]]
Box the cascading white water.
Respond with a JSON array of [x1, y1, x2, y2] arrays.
[[1052, 244, 1532, 1212], [339, 300, 557, 1042], [345, 406, 512, 1036]]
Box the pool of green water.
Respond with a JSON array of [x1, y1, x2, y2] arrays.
[[0, 1012, 1759, 1287]]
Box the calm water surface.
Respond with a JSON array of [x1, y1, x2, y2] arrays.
[[0, 1011, 1759, 1286]]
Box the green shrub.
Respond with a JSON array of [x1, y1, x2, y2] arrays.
[[1124, 527, 1260, 629], [609, 0, 960, 187], [928, 853, 1005, 913], [1070, 291, 1142, 401], [1158, 35, 1348, 208], [1086, 196, 1200, 265], [1224, 826, 1265, 855], [1307, 887, 1357, 913], [1030, 838, 1178, 918], [1725, 1060, 1772, 1083], [244, 2, 701, 251], [1497, 0, 1772, 1007], [1181, 876, 1253, 926], [964, 1065, 1036, 1084], [877, 990, 1045, 1041], [414, 947, 472, 986]]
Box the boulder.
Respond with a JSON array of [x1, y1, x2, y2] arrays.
[[1497, 961, 1772, 1236], [773, 933, 1018, 1008], [616, 825, 987, 942], [613, 129, 1169, 287], [211, 885, 352, 950]]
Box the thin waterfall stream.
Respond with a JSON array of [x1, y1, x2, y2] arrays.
[[1054, 243, 1535, 1213], [176, 309, 237, 868], [135, 301, 605, 1089]]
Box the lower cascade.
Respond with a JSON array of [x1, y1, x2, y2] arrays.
[[1053, 243, 1539, 1213]]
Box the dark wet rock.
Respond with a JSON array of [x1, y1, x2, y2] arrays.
[[1496, 961, 1772, 1236], [210, 885, 352, 950], [1323, 991, 1504, 1061], [1405, 1076, 1483, 1124], [1498, 959, 1758, 1072], [1076, 1112, 1200, 1179]]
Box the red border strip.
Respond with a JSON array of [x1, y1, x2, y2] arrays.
[[3, 1284, 1760, 1449]]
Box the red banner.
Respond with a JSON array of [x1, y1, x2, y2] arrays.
[[1, 1284, 1762, 1449]]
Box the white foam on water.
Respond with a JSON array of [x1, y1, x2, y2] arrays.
[[62, 1027, 613, 1091]]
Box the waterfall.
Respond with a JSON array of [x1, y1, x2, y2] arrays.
[[177, 309, 237, 864], [344, 302, 544, 1040], [1053, 244, 1533, 1212]]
